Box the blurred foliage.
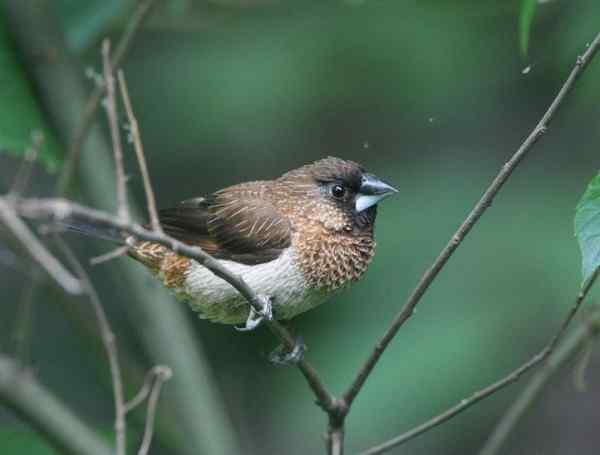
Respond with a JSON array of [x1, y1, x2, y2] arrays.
[[2, 0, 600, 455], [0, 15, 62, 172], [575, 171, 600, 284]]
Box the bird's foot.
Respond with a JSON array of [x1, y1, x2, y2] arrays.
[[235, 295, 273, 331], [269, 336, 306, 365]]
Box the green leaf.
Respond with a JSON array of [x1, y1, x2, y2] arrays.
[[575, 171, 600, 284], [519, 0, 537, 56], [0, 15, 63, 172]]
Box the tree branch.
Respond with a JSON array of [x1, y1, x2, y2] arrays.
[[117, 70, 163, 234], [0, 355, 113, 455], [479, 305, 600, 455], [56, 0, 159, 195], [137, 366, 172, 455], [3, 3, 244, 453], [0, 199, 82, 295], [357, 271, 599, 455], [54, 236, 128, 455], [342, 30, 600, 410], [7, 195, 337, 411], [102, 40, 130, 224]]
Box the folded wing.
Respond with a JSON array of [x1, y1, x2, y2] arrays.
[[158, 182, 291, 265]]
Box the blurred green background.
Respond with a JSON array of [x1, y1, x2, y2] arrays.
[[1, 0, 600, 454]]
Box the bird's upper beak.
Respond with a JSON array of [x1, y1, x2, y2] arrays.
[[355, 173, 399, 212]]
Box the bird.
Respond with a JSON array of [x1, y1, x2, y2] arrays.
[[71, 157, 398, 330]]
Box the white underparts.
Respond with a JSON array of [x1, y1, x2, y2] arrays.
[[178, 247, 328, 324]]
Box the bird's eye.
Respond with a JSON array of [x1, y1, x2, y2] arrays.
[[330, 184, 346, 199]]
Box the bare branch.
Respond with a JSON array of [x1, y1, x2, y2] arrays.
[[124, 368, 157, 413], [7, 196, 337, 412], [102, 40, 129, 224], [57, 0, 159, 195], [54, 237, 127, 455], [342, 30, 600, 410], [117, 70, 163, 234], [137, 366, 173, 455], [4, 3, 243, 453], [0, 199, 81, 294], [357, 271, 599, 455], [90, 245, 130, 265], [478, 280, 600, 455], [327, 421, 345, 455]]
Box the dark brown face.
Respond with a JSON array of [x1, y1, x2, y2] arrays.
[[277, 157, 398, 233]]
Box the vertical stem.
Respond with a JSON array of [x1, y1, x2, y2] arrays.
[[327, 423, 345, 455], [3, 2, 243, 454], [102, 40, 129, 224]]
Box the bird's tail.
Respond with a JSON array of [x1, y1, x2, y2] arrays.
[[61, 219, 127, 244]]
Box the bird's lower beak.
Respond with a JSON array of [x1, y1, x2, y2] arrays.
[[355, 173, 399, 212]]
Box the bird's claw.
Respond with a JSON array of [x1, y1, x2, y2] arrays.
[[269, 336, 306, 365], [235, 295, 273, 331]]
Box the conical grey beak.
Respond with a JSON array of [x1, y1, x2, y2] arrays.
[[355, 173, 399, 212]]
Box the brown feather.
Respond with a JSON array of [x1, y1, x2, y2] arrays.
[[156, 183, 292, 265]]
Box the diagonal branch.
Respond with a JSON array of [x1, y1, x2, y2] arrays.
[[357, 271, 599, 455], [342, 30, 600, 411], [7, 196, 337, 412], [3, 3, 243, 453], [0, 199, 81, 295], [479, 299, 600, 455]]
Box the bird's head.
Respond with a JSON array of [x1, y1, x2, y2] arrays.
[[277, 157, 398, 233]]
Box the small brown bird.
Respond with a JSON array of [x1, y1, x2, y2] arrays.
[[75, 157, 397, 327]]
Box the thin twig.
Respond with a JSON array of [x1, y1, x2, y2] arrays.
[[102, 40, 129, 224], [478, 311, 600, 455], [137, 366, 172, 455], [90, 245, 130, 265], [0, 199, 81, 294], [117, 70, 163, 233], [342, 30, 600, 412], [124, 368, 157, 413], [4, 2, 242, 453], [7, 133, 45, 363], [54, 236, 127, 455], [57, 0, 159, 195], [8, 196, 337, 411], [357, 271, 599, 455]]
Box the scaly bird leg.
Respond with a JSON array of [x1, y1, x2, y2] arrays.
[[235, 295, 273, 331]]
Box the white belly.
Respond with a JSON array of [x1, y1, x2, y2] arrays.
[[178, 248, 328, 324]]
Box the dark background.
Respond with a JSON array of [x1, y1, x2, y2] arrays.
[[1, 1, 600, 454]]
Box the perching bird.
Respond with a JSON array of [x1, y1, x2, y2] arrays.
[[75, 157, 397, 328]]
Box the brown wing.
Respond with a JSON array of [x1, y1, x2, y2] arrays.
[[158, 182, 291, 265]]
